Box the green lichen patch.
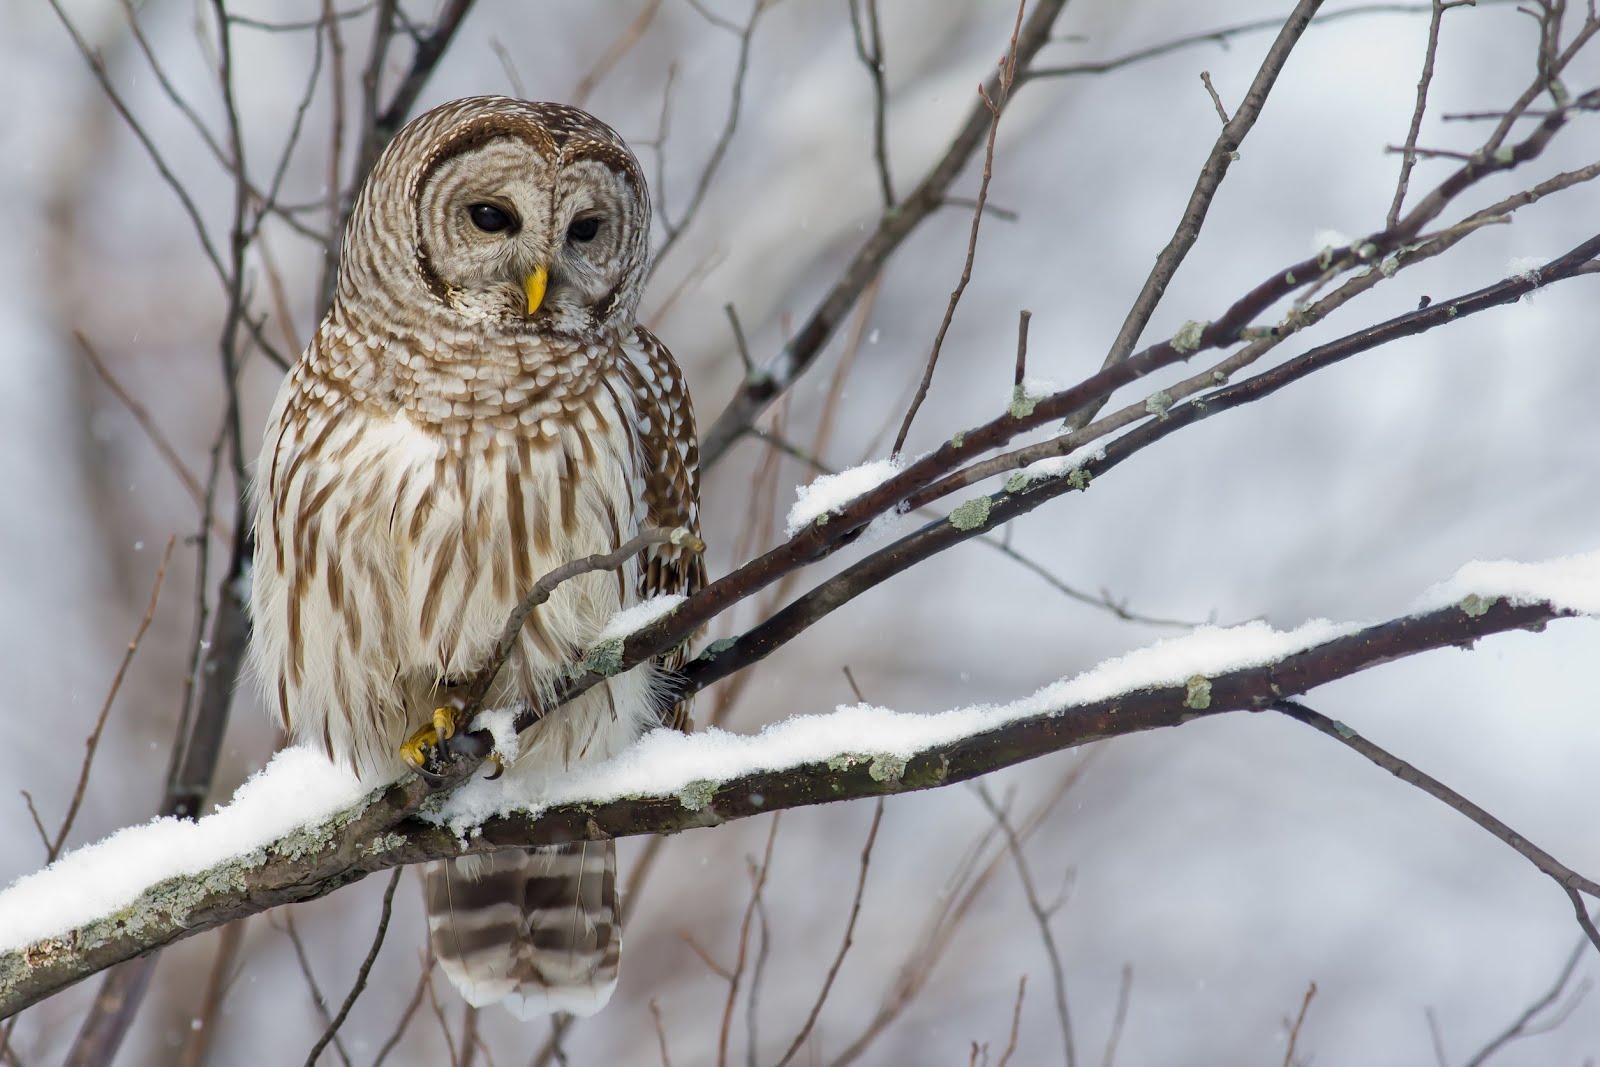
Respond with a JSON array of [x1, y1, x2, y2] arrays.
[[1067, 468, 1091, 491], [583, 636, 626, 676], [678, 779, 717, 812], [1004, 472, 1029, 494], [702, 637, 738, 660], [1008, 383, 1038, 419], [951, 430, 966, 448], [827, 753, 862, 771], [949, 496, 993, 531], [868, 754, 907, 783], [1184, 675, 1213, 710], [1144, 391, 1173, 418], [1172, 320, 1208, 353], [1459, 593, 1499, 618]]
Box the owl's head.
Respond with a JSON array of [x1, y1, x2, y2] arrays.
[[341, 97, 652, 337]]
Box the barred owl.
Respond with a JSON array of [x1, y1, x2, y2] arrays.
[[249, 96, 704, 1018]]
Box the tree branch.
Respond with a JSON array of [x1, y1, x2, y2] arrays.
[[2, 589, 1585, 1016]]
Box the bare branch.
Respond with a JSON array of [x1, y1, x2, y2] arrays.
[[773, 800, 884, 1067], [1274, 700, 1600, 955], [3, 588, 1587, 1015], [1281, 981, 1317, 1067], [1087, 0, 1324, 416], [892, 0, 1024, 455], [976, 783, 1076, 1067], [49, 536, 176, 862], [698, 0, 1072, 465], [847, 0, 894, 206], [302, 868, 402, 1067]]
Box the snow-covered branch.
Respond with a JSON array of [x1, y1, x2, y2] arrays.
[[4, 553, 1593, 1017]]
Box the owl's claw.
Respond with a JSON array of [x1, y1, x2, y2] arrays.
[[400, 706, 466, 776]]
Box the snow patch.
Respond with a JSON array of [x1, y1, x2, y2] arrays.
[[432, 615, 1355, 832], [785, 458, 903, 536], [1415, 550, 1600, 616], [0, 747, 367, 954], [597, 594, 686, 642], [1311, 228, 1353, 254], [472, 708, 523, 765]]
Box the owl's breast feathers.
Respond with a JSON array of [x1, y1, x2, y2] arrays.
[[249, 315, 675, 776]]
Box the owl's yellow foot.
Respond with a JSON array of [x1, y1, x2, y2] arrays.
[[400, 706, 465, 774]]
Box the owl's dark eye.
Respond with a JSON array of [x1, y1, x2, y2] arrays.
[[566, 216, 602, 243], [468, 203, 516, 233]]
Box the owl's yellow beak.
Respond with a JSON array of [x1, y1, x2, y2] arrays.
[[524, 266, 548, 316]]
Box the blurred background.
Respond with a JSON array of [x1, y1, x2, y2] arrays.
[[3, 0, 1599, 1063]]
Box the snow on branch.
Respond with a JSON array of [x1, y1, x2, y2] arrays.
[[2, 550, 1595, 1016]]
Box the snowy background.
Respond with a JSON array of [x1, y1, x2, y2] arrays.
[[3, 0, 1599, 1064]]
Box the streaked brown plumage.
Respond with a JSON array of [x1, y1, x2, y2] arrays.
[[248, 97, 703, 1017]]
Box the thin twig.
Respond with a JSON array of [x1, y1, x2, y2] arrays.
[[19, 792, 50, 855], [371, 946, 436, 1067], [572, 0, 663, 106], [1388, 1, 1459, 227], [50, 536, 176, 861], [456, 526, 702, 727], [717, 813, 782, 1067], [1100, 965, 1133, 1067], [1461, 937, 1592, 1067], [976, 783, 1077, 1067], [76, 334, 227, 537], [1013, 310, 1031, 388], [994, 976, 1028, 1067], [847, 0, 895, 205], [648, 999, 675, 1067], [725, 302, 756, 377], [458, 1004, 480, 1067], [1273, 700, 1600, 954], [1081, 0, 1324, 427], [773, 800, 885, 1067], [282, 910, 352, 1067], [892, 0, 1024, 455], [302, 868, 402, 1067], [1282, 982, 1317, 1067], [654, 0, 769, 268], [177, 920, 248, 1067], [1199, 71, 1230, 122], [699, 0, 1071, 465]]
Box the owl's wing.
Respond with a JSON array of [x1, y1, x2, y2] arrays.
[[620, 327, 707, 732]]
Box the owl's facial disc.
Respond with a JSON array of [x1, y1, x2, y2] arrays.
[[414, 132, 644, 332]]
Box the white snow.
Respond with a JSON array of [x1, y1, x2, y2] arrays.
[[596, 593, 687, 642], [436, 616, 1357, 832], [1310, 228, 1353, 254], [472, 707, 523, 765], [1506, 255, 1549, 282], [4, 550, 1597, 955], [784, 457, 904, 536], [0, 747, 367, 954], [1415, 549, 1600, 615]]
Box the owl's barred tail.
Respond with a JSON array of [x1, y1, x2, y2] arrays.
[[425, 843, 621, 1019]]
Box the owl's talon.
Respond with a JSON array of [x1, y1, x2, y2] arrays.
[[399, 706, 468, 775], [483, 755, 504, 781]]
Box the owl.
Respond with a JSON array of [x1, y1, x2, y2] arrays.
[[248, 96, 704, 1018]]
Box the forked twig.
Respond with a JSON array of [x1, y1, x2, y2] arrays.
[[301, 867, 403, 1067], [773, 799, 886, 1067]]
